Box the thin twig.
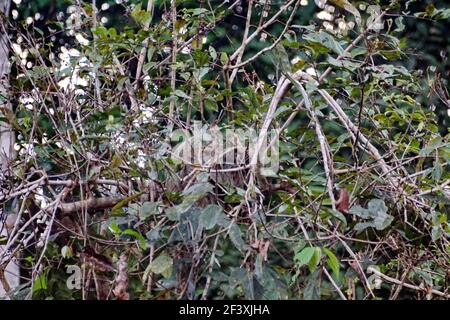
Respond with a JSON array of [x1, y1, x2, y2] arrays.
[[368, 266, 450, 299]]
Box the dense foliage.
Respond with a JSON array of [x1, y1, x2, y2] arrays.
[[0, 0, 449, 300]]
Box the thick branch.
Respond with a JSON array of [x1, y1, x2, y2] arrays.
[[57, 197, 124, 214]]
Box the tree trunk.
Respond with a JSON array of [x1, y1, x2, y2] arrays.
[[0, 0, 19, 298]]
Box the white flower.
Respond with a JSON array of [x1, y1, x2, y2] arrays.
[[181, 45, 191, 55], [101, 3, 110, 11], [315, 0, 327, 9], [306, 67, 317, 76], [325, 5, 335, 13], [12, 10, 18, 20], [13, 0, 22, 4], [337, 19, 347, 30], [101, 17, 108, 24], [19, 96, 35, 110], [59, 47, 82, 69], [26, 16, 33, 24], [74, 89, 86, 96], [291, 56, 301, 64], [75, 33, 90, 46], [19, 96, 35, 104], [179, 26, 188, 35], [57, 72, 89, 91], [67, 5, 77, 14], [317, 10, 333, 21], [323, 21, 334, 31], [300, 0, 308, 6], [12, 43, 22, 56], [68, 48, 81, 57]]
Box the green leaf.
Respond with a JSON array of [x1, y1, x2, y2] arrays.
[[303, 269, 321, 300], [350, 199, 394, 232], [182, 182, 214, 197], [419, 137, 446, 156], [165, 202, 192, 221], [220, 52, 229, 65], [32, 273, 47, 293], [131, 3, 152, 26], [294, 247, 315, 266], [228, 223, 247, 252], [111, 192, 144, 216], [329, 209, 347, 226], [149, 253, 173, 278], [199, 204, 222, 230], [308, 247, 322, 273], [108, 220, 122, 234], [323, 248, 340, 278], [122, 229, 148, 250], [190, 8, 209, 16], [431, 226, 443, 242], [273, 43, 291, 71], [139, 201, 159, 220], [209, 46, 217, 60], [328, 56, 361, 71], [175, 90, 191, 100], [432, 160, 442, 182], [303, 31, 344, 55], [394, 17, 405, 32], [329, 0, 361, 26], [204, 98, 218, 112]]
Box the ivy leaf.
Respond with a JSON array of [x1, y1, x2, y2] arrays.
[[350, 199, 394, 232], [303, 269, 321, 300], [182, 182, 214, 198], [139, 201, 159, 220], [228, 223, 247, 252], [199, 204, 223, 230], [149, 253, 173, 278], [431, 226, 443, 242], [166, 183, 214, 221]]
